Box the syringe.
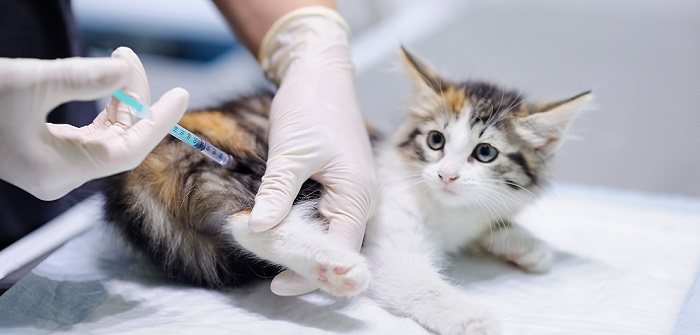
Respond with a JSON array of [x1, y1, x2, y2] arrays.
[[111, 90, 236, 169]]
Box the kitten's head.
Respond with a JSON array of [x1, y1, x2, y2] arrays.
[[394, 47, 590, 208]]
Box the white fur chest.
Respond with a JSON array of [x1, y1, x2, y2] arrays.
[[420, 202, 492, 254]]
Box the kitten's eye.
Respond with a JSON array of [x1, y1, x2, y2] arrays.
[[426, 131, 445, 150], [472, 143, 498, 163]]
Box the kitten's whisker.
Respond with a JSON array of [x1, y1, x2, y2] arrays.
[[473, 191, 507, 251], [477, 189, 516, 226], [377, 164, 422, 177], [484, 194, 510, 252], [397, 146, 423, 162], [377, 177, 423, 193], [499, 181, 538, 201], [486, 113, 517, 132], [483, 98, 499, 129], [477, 183, 530, 211], [477, 186, 531, 254], [381, 173, 423, 183], [479, 180, 524, 207], [496, 87, 506, 114], [378, 169, 427, 192], [477, 187, 511, 212], [485, 89, 508, 129], [486, 88, 525, 131], [479, 178, 538, 200], [473, 189, 509, 238], [396, 180, 427, 193], [378, 169, 422, 179], [471, 193, 494, 252], [501, 89, 524, 115], [475, 187, 517, 222]]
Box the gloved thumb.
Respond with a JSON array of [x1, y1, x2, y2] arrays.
[[102, 87, 189, 173], [270, 270, 318, 296], [111, 46, 151, 103], [249, 157, 308, 232], [108, 47, 151, 127], [125, 87, 189, 146]]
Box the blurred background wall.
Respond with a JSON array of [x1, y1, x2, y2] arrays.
[[74, 0, 700, 197]]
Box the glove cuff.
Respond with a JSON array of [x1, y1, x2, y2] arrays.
[[258, 6, 351, 86]]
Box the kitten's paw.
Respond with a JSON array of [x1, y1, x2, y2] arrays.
[[314, 252, 370, 297], [506, 242, 553, 273], [443, 312, 501, 335], [423, 303, 501, 335], [478, 224, 553, 273]]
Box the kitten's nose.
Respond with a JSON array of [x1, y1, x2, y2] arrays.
[[438, 172, 459, 183]]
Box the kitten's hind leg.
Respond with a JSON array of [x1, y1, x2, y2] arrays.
[[477, 221, 552, 273], [226, 204, 370, 296]]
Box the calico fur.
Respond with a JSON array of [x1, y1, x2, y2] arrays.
[[103, 48, 589, 335]]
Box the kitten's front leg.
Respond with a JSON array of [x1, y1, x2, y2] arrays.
[[226, 205, 370, 297], [364, 241, 500, 335], [364, 202, 501, 335], [477, 221, 552, 273]]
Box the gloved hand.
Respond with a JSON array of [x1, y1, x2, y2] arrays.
[[252, 7, 378, 295], [0, 47, 189, 201]]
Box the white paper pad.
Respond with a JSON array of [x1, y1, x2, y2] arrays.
[[1, 184, 698, 335]]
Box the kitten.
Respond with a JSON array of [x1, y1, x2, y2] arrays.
[[103, 48, 589, 335], [361, 48, 589, 334]]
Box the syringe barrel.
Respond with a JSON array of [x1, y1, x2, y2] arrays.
[[200, 143, 235, 168], [169, 124, 206, 151], [169, 124, 235, 168]]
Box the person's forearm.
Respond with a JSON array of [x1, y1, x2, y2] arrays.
[[213, 0, 336, 57]]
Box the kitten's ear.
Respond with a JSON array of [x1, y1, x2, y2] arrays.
[[515, 91, 592, 155], [400, 46, 449, 93]]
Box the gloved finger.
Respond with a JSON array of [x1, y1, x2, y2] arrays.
[[121, 86, 188, 161], [109, 46, 151, 127], [317, 182, 374, 252], [35, 57, 129, 113], [270, 270, 318, 296], [102, 87, 189, 172], [111, 47, 150, 104], [249, 157, 309, 232]]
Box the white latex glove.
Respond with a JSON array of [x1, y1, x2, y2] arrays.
[[252, 7, 377, 295], [0, 47, 189, 201]]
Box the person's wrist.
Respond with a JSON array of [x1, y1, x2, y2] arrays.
[[258, 6, 352, 86]]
